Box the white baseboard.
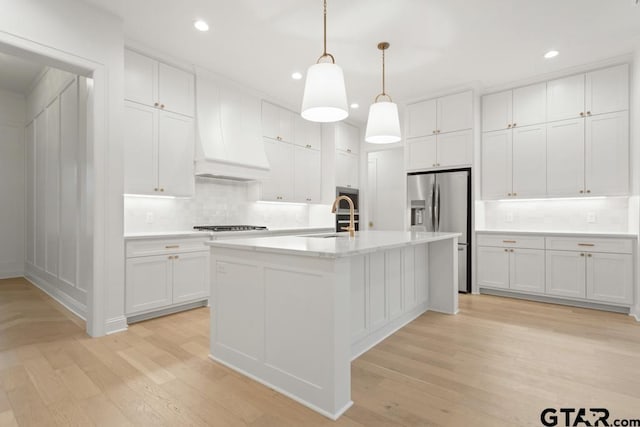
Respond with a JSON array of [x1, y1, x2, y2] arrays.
[[630, 306, 640, 322], [105, 316, 128, 335], [24, 272, 87, 320]]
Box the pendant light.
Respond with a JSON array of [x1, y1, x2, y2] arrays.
[[365, 42, 401, 144], [300, 0, 349, 123]]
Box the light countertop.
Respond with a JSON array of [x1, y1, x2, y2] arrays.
[[124, 227, 334, 241], [206, 231, 461, 258], [475, 229, 638, 239]]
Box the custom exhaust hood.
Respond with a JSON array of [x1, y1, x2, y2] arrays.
[[194, 72, 270, 181]]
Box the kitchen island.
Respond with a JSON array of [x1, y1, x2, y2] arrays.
[[206, 231, 460, 419]]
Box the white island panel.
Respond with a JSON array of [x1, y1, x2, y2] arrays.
[[207, 231, 459, 420]]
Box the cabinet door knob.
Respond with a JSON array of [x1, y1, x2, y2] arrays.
[[347, 184, 352, 188], [586, 190, 591, 194], [154, 188, 158, 192], [154, 102, 159, 107], [513, 192, 517, 196], [512, 123, 517, 127], [587, 254, 592, 257], [507, 193, 512, 196], [507, 124, 512, 128], [586, 111, 591, 116], [504, 249, 508, 252], [580, 253, 585, 256], [580, 112, 585, 117], [174, 255, 179, 259], [510, 249, 514, 252], [579, 190, 584, 194], [437, 163, 440, 167], [306, 144, 311, 148], [433, 130, 437, 134], [347, 148, 352, 153], [160, 188, 164, 192]]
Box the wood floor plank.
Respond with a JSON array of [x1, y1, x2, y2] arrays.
[[2, 277, 640, 426]]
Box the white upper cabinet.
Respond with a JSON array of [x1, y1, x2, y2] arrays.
[[482, 90, 512, 132], [512, 83, 546, 127], [294, 146, 322, 203], [511, 124, 546, 198], [294, 116, 321, 150], [261, 101, 294, 143], [437, 130, 473, 168], [585, 111, 629, 196], [124, 50, 157, 107], [406, 136, 437, 170], [407, 91, 472, 138], [406, 99, 437, 139], [585, 64, 629, 116], [335, 122, 360, 154], [262, 138, 294, 202], [157, 111, 195, 197], [124, 102, 157, 196], [437, 91, 473, 134], [546, 119, 585, 197], [124, 49, 194, 117], [481, 129, 512, 199], [158, 63, 195, 117], [546, 74, 585, 122], [336, 150, 359, 189]]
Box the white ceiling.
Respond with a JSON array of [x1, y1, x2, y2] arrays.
[[0, 52, 44, 94], [85, 0, 640, 123]]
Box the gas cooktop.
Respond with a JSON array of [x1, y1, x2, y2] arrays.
[[193, 225, 268, 232]]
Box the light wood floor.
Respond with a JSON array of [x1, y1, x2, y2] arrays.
[[1, 277, 639, 426]]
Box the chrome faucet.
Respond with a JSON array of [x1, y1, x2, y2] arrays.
[[331, 196, 356, 238]]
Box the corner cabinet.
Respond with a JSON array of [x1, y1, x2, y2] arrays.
[[478, 233, 635, 309], [125, 236, 210, 319], [124, 49, 195, 197], [406, 91, 473, 171], [481, 64, 629, 200]]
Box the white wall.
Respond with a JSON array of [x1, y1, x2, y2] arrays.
[[631, 47, 640, 320], [0, 0, 125, 336], [124, 177, 334, 233], [0, 89, 25, 278]]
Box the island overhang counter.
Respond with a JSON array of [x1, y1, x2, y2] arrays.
[[205, 230, 460, 420]]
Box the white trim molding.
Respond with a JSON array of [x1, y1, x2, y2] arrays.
[[105, 316, 128, 335], [24, 274, 87, 321]]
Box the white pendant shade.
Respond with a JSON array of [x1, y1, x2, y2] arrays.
[[365, 101, 401, 144], [301, 62, 349, 123]]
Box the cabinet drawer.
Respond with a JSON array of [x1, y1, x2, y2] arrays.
[[477, 234, 545, 249], [126, 237, 209, 258], [545, 237, 632, 254]]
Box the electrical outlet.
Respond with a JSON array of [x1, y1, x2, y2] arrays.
[[145, 212, 155, 224], [586, 212, 597, 223], [505, 212, 514, 223]]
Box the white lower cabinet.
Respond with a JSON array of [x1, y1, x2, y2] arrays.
[[125, 237, 210, 317], [477, 245, 544, 292], [545, 250, 586, 298], [478, 233, 635, 308]]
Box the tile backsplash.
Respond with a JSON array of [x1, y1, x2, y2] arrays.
[[477, 197, 630, 232], [124, 177, 334, 233]]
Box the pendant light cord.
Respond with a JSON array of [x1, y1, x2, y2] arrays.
[[317, 0, 335, 64], [375, 42, 392, 102]]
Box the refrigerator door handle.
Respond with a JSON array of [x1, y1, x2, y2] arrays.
[[430, 181, 436, 231], [435, 183, 441, 232]]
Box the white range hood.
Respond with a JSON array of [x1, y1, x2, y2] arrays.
[[194, 72, 270, 181]]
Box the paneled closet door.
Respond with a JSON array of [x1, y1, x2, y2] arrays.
[[59, 80, 80, 287], [45, 98, 60, 277], [546, 118, 585, 197], [25, 122, 35, 265], [34, 112, 47, 271]]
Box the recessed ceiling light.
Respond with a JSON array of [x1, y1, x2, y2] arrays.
[[350, 103, 359, 109], [291, 72, 303, 80], [544, 50, 559, 59], [194, 20, 209, 32]]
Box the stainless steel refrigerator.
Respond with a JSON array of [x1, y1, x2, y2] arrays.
[[407, 169, 471, 293]]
